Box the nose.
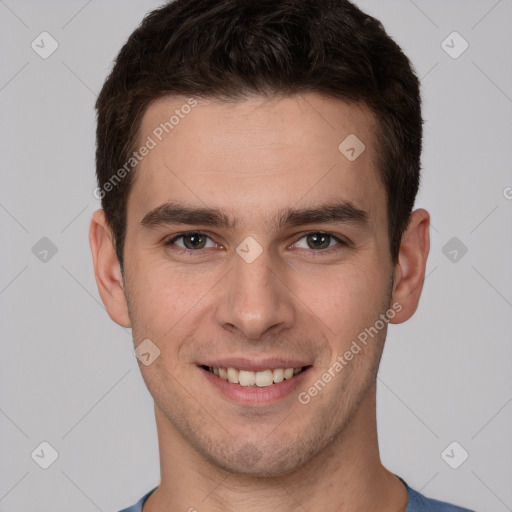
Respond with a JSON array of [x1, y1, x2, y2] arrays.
[[214, 245, 296, 341]]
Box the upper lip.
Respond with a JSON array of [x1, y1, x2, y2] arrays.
[[200, 358, 311, 372]]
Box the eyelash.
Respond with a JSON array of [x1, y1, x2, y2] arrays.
[[164, 231, 348, 256]]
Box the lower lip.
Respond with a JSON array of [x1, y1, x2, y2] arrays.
[[200, 367, 311, 406]]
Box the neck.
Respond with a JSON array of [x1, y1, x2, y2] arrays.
[[144, 384, 408, 512]]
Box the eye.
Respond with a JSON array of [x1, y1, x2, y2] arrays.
[[293, 232, 346, 253], [165, 231, 217, 251], [164, 230, 347, 256]]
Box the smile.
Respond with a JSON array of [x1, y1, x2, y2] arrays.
[[202, 366, 306, 387]]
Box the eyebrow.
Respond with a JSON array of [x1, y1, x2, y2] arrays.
[[139, 199, 369, 232]]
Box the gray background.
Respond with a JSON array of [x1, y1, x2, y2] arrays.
[[1, 0, 511, 511]]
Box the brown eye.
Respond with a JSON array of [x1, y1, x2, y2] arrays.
[[294, 232, 345, 251], [306, 233, 331, 249], [181, 233, 207, 249], [165, 231, 215, 250]]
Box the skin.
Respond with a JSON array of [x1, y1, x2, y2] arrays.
[[90, 93, 430, 512]]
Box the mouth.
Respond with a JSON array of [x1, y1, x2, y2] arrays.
[[200, 365, 310, 388]]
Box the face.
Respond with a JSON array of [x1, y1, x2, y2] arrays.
[[117, 93, 398, 476]]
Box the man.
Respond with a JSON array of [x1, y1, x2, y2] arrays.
[[89, 0, 475, 510]]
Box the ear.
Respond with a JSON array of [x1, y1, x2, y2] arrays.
[[389, 208, 430, 324], [89, 209, 131, 327]]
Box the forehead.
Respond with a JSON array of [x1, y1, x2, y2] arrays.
[[128, 93, 385, 229]]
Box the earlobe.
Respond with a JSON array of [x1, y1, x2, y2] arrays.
[[389, 208, 430, 324], [89, 209, 131, 328]]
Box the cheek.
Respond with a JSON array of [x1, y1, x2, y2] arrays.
[[301, 262, 390, 343], [127, 240, 390, 345], [126, 256, 217, 349]]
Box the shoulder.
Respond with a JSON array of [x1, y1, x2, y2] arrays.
[[117, 481, 477, 512], [117, 487, 157, 512], [402, 478, 475, 512]]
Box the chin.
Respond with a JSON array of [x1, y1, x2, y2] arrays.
[[198, 437, 320, 479]]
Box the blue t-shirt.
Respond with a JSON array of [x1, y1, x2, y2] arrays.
[[118, 476, 475, 511]]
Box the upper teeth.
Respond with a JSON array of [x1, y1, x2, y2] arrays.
[[210, 367, 303, 387]]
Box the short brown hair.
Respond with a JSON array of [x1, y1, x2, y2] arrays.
[[95, 0, 422, 269]]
